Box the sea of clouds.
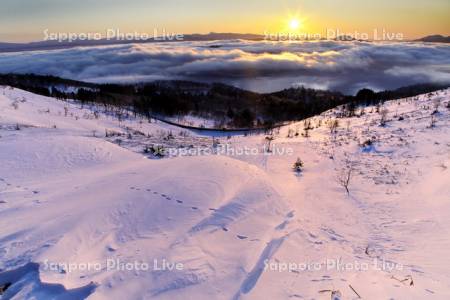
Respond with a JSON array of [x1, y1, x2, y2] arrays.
[[0, 40, 449, 94]]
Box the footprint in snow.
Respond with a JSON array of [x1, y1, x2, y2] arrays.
[[32, 191, 39, 194], [275, 220, 289, 231], [237, 235, 248, 240], [106, 245, 116, 252], [176, 200, 183, 204], [191, 207, 198, 210], [222, 227, 228, 232], [288, 294, 302, 298], [308, 232, 318, 239]]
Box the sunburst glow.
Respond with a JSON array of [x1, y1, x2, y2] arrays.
[[289, 18, 301, 31]]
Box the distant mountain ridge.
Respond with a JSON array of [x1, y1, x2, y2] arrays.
[[415, 35, 450, 43], [0, 33, 265, 53], [2, 33, 449, 53]]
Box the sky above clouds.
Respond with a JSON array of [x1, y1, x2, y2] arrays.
[[1, 0, 448, 93], [0, 0, 449, 42], [0, 40, 448, 94]]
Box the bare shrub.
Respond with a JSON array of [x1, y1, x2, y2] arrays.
[[11, 100, 19, 110], [287, 128, 295, 138], [380, 108, 389, 126], [429, 114, 437, 128], [328, 119, 339, 135], [265, 135, 275, 153], [336, 161, 354, 194], [432, 98, 441, 113]]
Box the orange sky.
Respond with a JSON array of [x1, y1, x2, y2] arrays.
[[1, 0, 449, 42]]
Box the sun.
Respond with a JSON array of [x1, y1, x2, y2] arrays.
[[289, 18, 301, 31]]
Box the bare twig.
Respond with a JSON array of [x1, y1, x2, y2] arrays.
[[391, 275, 414, 286], [349, 284, 362, 298]]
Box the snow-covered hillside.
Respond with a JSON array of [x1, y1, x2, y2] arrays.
[[0, 86, 449, 300]]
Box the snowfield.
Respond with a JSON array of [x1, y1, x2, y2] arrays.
[[0, 86, 449, 300]]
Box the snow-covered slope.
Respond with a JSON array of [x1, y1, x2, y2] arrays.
[[0, 86, 449, 299]]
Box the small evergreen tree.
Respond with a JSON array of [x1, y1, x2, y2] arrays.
[[293, 158, 304, 173]]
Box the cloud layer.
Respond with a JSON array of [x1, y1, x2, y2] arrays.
[[0, 40, 449, 94]]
